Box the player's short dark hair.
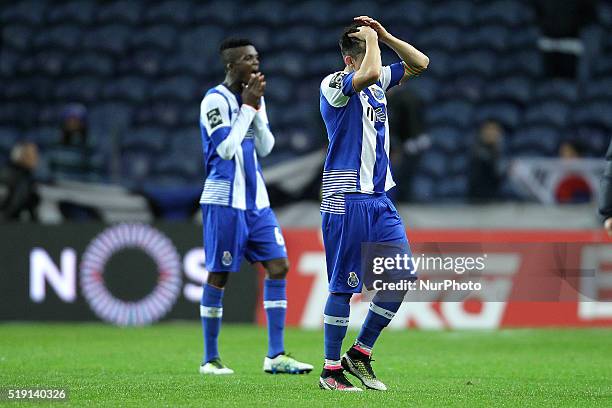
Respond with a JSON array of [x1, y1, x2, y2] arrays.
[[339, 23, 366, 58], [219, 37, 255, 70], [219, 37, 254, 54]]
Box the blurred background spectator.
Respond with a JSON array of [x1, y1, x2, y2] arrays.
[[559, 138, 587, 160], [47, 103, 102, 182], [0, 142, 39, 221], [387, 86, 430, 201], [468, 120, 506, 202], [555, 138, 593, 203]]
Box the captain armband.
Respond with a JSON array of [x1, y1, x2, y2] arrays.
[[402, 61, 425, 79]]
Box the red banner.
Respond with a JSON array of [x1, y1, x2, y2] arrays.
[[257, 229, 612, 329]]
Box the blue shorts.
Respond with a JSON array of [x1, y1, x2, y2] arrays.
[[321, 193, 412, 293], [202, 204, 288, 272]]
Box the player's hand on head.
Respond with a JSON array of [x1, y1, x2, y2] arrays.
[[348, 25, 377, 42], [242, 73, 265, 109], [354, 16, 389, 41]]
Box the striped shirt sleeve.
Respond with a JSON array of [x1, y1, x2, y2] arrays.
[[200, 92, 257, 160], [200, 93, 232, 147], [321, 72, 355, 107]]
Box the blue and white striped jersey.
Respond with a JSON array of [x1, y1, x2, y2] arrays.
[[319, 62, 406, 214], [199, 84, 273, 210]]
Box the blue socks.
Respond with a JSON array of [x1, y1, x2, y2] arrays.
[[202, 280, 288, 362], [356, 295, 402, 352], [263, 279, 287, 358], [323, 293, 352, 367], [322, 292, 403, 366], [200, 284, 224, 363]]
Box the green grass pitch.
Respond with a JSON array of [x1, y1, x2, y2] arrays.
[[1, 323, 611, 407]]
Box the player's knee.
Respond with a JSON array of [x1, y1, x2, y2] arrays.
[[265, 258, 289, 279], [329, 292, 353, 304], [207, 272, 229, 288]]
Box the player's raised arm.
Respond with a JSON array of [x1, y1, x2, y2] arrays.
[[355, 16, 429, 82], [349, 26, 382, 92]]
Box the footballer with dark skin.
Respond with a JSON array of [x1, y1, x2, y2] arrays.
[[209, 44, 289, 289], [198, 38, 312, 375]]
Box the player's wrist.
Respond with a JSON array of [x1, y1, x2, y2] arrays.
[[379, 32, 393, 44], [365, 33, 378, 43], [242, 102, 259, 111]]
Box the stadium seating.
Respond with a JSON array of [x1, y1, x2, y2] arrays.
[[428, 1, 474, 27], [97, 1, 142, 25], [429, 125, 466, 154], [67, 53, 115, 77], [0, 127, 20, 153], [46, 0, 95, 25], [130, 24, 178, 52], [246, 1, 287, 26], [191, 1, 239, 26], [463, 25, 509, 52], [426, 99, 474, 128], [83, 24, 133, 54], [382, 2, 427, 27], [533, 79, 578, 103], [0, 0, 46, 25], [144, 1, 193, 25], [118, 49, 166, 76], [23, 127, 58, 150], [416, 25, 463, 51], [523, 101, 570, 128], [510, 125, 561, 156], [121, 127, 167, 154], [0, 0, 610, 204], [474, 0, 534, 27], [474, 102, 522, 129], [584, 78, 612, 101], [436, 175, 468, 200], [33, 24, 82, 51], [55, 76, 101, 103], [411, 173, 435, 202], [572, 101, 612, 128], [450, 50, 498, 80]]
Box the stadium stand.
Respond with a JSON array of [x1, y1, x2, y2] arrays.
[[0, 0, 611, 204]]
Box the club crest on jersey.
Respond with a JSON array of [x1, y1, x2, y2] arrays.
[[370, 86, 385, 101], [221, 251, 232, 266], [347, 271, 359, 288]]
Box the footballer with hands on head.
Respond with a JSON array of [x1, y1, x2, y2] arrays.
[[318, 16, 428, 391]]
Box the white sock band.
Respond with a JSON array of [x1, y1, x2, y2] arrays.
[[263, 300, 287, 309], [200, 306, 223, 318], [369, 302, 395, 320], [323, 314, 349, 326]]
